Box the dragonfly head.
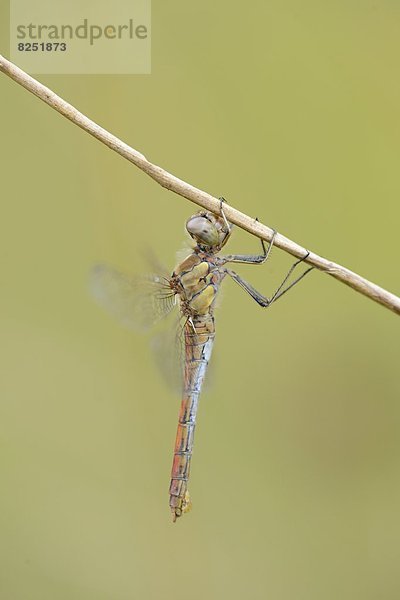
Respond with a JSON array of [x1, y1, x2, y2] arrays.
[[186, 211, 231, 250]]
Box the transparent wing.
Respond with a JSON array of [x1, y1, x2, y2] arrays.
[[89, 264, 176, 332], [150, 310, 186, 394], [90, 263, 215, 396]]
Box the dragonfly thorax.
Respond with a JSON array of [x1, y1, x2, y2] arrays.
[[171, 252, 225, 318]]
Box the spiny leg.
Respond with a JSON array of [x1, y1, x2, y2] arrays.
[[220, 219, 277, 265], [225, 251, 314, 308], [219, 200, 277, 264], [217, 200, 313, 302], [268, 252, 314, 304], [218, 198, 277, 261], [218, 196, 233, 235]]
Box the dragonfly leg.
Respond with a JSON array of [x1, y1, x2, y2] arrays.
[[225, 251, 313, 307], [220, 229, 277, 266], [218, 196, 233, 235]]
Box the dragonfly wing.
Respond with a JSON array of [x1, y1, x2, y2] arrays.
[[90, 264, 214, 395], [89, 264, 176, 332], [150, 310, 186, 394]]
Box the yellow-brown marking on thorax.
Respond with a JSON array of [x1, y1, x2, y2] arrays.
[[173, 253, 217, 316]]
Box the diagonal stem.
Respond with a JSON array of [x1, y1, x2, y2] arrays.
[[0, 54, 399, 316]]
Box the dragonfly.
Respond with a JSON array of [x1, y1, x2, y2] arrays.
[[90, 200, 313, 522]]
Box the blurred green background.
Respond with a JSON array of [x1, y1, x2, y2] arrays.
[[1, 1, 399, 599]]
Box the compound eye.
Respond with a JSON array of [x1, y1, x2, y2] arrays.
[[186, 216, 219, 246]]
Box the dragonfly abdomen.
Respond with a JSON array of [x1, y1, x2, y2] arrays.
[[169, 316, 215, 521]]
